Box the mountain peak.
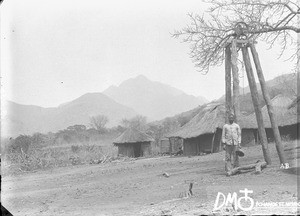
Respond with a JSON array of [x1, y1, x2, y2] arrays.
[[103, 75, 207, 120], [126, 75, 151, 85], [135, 74, 148, 80]]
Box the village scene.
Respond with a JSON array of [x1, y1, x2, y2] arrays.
[[1, 0, 299, 216]]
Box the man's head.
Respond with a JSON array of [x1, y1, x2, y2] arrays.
[[228, 114, 235, 124]]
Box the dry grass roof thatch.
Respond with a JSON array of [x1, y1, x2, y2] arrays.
[[288, 96, 300, 109], [168, 95, 298, 139], [168, 103, 226, 139], [240, 95, 298, 129], [113, 128, 154, 144]]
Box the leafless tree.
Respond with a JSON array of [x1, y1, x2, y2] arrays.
[[173, 0, 299, 165], [173, 0, 300, 73], [121, 115, 148, 131], [90, 115, 109, 132]]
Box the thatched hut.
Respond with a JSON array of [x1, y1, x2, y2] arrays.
[[113, 128, 154, 158], [167, 103, 257, 156], [240, 95, 299, 141]]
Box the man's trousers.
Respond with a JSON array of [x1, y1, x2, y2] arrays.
[[225, 144, 239, 172]]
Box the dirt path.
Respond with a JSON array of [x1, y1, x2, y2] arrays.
[[2, 143, 299, 215]]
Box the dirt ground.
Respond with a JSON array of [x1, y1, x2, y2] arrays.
[[2, 142, 299, 216]]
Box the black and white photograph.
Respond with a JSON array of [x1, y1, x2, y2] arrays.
[[1, 0, 299, 215]]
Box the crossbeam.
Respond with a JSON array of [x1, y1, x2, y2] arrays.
[[222, 39, 257, 48]]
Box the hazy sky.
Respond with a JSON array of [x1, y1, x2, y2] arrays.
[[1, 0, 296, 108]]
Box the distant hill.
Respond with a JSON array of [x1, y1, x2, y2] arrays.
[[4, 73, 294, 138], [2, 93, 137, 137], [197, 95, 209, 105], [103, 75, 207, 121], [242, 73, 297, 96], [215, 73, 297, 114], [152, 73, 297, 134]]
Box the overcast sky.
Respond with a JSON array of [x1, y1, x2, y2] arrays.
[[1, 0, 296, 108]]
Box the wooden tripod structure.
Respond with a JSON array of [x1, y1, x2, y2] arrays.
[[224, 38, 287, 165]]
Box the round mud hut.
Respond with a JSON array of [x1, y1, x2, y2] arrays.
[[113, 128, 154, 158]]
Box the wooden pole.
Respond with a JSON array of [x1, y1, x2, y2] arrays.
[[241, 46, 272, 165], [231, 39, 240, 123], [227, 161, 267, 176], [225, 45, 232, 123], [250, 44, 286, 164], [211, 132, 216, 153], [297, 2, 300, 112]]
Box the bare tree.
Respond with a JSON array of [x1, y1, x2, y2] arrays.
[[173, 0, 299, 166], [173, 0, 300, 73], [121, 115, 148, 131], [90, 115, 109, 133]]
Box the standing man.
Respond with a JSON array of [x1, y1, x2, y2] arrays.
[[222, 113, 242, 173]]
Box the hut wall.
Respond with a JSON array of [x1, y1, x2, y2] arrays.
[[279, 123, 299, 140], [183, 133, 220, 156], [183, 138, 198, 156], [212, 129, 222, 152], [141, 142, 151, 157], [160, 139, 170, 154], [241, 129, 256, 147], [118, 144, 134, 157], [250, 123, 299, 144], [198, 134, 214, 153], [169, 137, 183, 154], [265, 128, 275, 143]]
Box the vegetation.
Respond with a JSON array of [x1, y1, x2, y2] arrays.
[[89, 115, 109, 133], [173, 0, 299, 73], [121, 115, 148, 131], [1, 113, 181, 174], [2, 74, 296, 175], [2, 140, 118, 175]]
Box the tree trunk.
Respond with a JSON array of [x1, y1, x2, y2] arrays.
[[225, 45, 232, 123], [227, 161, 267, 176], [298, 0, 300, 108], [231, 39, 240, 123], [250, 44, 286, 165], [241, 46, 272, 165]]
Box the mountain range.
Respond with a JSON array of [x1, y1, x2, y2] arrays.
[[3, 93, 138, 137], [4, 73, 294, 138], [152, 73, 297, 128], [103, 75, 208, 120], [2, 75, 208, 137]]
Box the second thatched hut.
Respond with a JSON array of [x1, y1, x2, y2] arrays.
[[167, 103, 256, 156], [240, 95, 299, 141], [113, 128, 154, 158]]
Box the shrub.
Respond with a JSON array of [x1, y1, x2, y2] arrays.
[[2, 142, 118, 175], [71, 145, 80, 153]]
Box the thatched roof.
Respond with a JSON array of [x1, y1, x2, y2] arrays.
[[167, 103, 226, 139], [240, 95, 298, 129], [168, 95, 298, 139], [113, 128, 154, 144], [271, 94, 293, 107], [288, 96, 300, 109]]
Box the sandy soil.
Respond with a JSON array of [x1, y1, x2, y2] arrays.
[[2, 142, 299, 216]]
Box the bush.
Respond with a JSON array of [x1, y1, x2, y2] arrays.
[[7, 135, 32, 154], [71, 145, 80, 153], [1, 143, 118, 175]]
